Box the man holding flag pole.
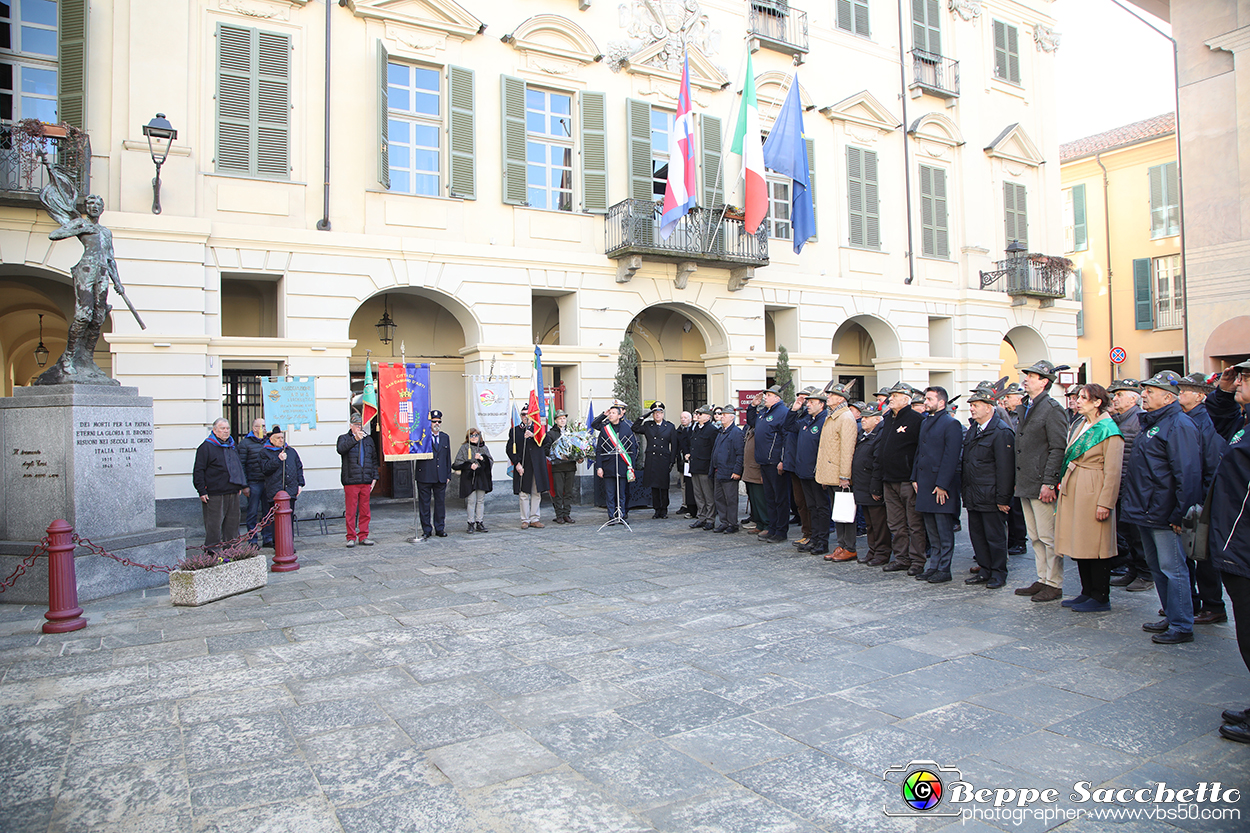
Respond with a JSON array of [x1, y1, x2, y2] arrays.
[[507, 346, 553, 528]]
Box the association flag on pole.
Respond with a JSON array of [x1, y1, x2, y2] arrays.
[[361, 358, 378, 426], [585, 397, 595, 468], [527, 345, 547, 445], [730, 50, 767, 235], [762, 75, 815, 253], [660, 51, 698, 240]]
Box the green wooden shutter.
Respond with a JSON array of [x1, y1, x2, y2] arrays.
[[501, 75, 527, 205], [58, 0, 87, 128], [1006, 23, 1020, 83], [919, 164, 947, 258], [1074, 268, 1085, 336], [448, 65, 475, 199], [919, 165, 934, 256], [853, 0, 870, 36], [581, 91, 607, 213], [1133, 258, 1154, 329], [701, 114, 723, 207], [216, 23, 254, 174], [805, 136, 817, 242], [993, 20, 1008, 80], [255, 30, 291, 178], [837, 0, 869, 36], [627, 99, 652, 202], [1164, 161, 1179, 235], [864, 148, 880, 249], [995, 20, 1021, 83], [1004, 182, 1027, 248], [912, 0, 941, 55], [377, 42, 390, 190], [932, 165, 948, 258], [1072, 183, 1087, 251], [847, 145, 864, 247], [1148, 164, 1163, 237]]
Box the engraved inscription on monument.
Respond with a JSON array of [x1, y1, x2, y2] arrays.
[[12, 446, 59, 480], [75, 419, 153, 470]]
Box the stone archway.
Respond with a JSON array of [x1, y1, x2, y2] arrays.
[[0, 271, 93, 395], [1203, 315, 1250, 371], [628, 302, 728, 415], [831, 314, 903, 398], [1001, 325, 1048, 380]]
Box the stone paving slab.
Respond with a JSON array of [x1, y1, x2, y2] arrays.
[[0, 501, 1247, 832]]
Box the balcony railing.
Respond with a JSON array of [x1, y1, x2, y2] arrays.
[[748, 3, 809, 59], [1155, 301, 1184, 330], [980, 252, 1071, 306], [0, 123, 92, 208], [910, 50, 960, 99], [605, 200, 769, 268]]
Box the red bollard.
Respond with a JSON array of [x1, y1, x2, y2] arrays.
[[270, 490, 299, 572], [43, 519, 86, 633]]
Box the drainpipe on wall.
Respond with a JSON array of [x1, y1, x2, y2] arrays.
[[1095, 152, 1114, 381], [896, 0, 916, 285], [316, 0, 335, 231]]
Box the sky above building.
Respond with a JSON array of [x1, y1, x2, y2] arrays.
[[1053, 0, 1175, 142]]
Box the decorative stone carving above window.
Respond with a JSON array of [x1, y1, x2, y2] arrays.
[[1033, 24, 1061, 53], [503, 14, 603, 75], [909, 112, 964, 159], [607, 0, 722, 77], [755, 71, 814, 119], [984, 123, 1045, 168], [219, 0, 308, 21], [948, 0, 982, 22], [346, 0, 486, 47], [820, 90, 901, 144], [623, 43, 728, 97]]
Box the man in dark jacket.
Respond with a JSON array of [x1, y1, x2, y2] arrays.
[[687, 406, 718, 530], [710, 405, 745, 533], [1121, 371, 1204, 645], [415, 409, 453, 540], [784, 387, 815, 547], [999, 382, 1028, 555], [508, 413, 552, 529], [872, 382, 924, 572], [546, 410, 578, 524], [1178, 372, 1230, 624], [852, 404, 889, 566], [749, 384, 791, 542], [259, 426, 304, 548], [237, 417, 268, 542], [1209, 369, 1250, 744], [1012, 360, 1070, 603], [1208, 359, 1250, 441], [676, 410, 695, 517], [1108, 379, 1151, 591], [633, 402, 678, 519], [593, 403, 638, 524], [793, 390, 830, 556], [911, 387, 963, 583], [337, 413, 378, 547], [963, 386, 1016, 589], [193, 418, 247, 549]]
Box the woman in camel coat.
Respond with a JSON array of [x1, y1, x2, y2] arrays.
[[1055, 383, 1125, 612]]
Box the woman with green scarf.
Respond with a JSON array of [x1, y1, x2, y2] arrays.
[[1055, 383, 1125, 612]]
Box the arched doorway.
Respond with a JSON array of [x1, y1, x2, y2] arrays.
[[831, 314, 900, 399], [1001, 325, 1048, 381], [0, 271, 102, 395], [627, 303, 726, 415], [1203, 315, 1250, 372], [348, 289, 470, 498]]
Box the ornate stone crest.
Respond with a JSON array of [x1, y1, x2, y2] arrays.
[[948, 0, 982, 22], [608, 0, 721, 73], [1033, 24, 1061, 53]]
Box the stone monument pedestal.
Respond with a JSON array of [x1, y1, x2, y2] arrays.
[[0, 385, 185, 605]]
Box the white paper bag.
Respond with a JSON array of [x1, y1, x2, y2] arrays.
[[831, 489, 856, 523]]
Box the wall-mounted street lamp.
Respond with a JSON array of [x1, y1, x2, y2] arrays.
[[142, 113, 178, 214], [375, 295, 397, 345], [34, 314, 49, 367]]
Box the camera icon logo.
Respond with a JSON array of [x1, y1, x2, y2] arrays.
[[882, 760, 963, 818]]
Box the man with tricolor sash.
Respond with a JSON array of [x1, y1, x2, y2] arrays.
[[593, 402, 638, 524]]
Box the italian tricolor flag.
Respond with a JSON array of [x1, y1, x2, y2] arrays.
[[731, 50, 767, 235]]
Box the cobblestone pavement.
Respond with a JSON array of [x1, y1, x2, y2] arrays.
[[2, 501, 1248, 833]]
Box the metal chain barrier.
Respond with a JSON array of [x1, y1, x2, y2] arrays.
[[0, 538, 50, 594], [185, 503, 278, 554], [72, 535, 175, 575]]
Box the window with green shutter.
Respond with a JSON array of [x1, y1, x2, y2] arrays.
[[1133, 257, 1153, 330], [501, 78, 599, 211], [701, 114, 723, 207], [448, 66, 475, 199], [912, 0, 941, 56], [1004, 181, 1027, 249], [58, 0, 86, 128], [216, 23, 290, 179], [993, 20, 1021, 84], [837, 0, 870, 38], [1072, 183, 1087, 251], [1074, 268, 1084, 336], [501, 75, 528, 205], [805, 136, 817, 242], [847, 145, 880, 250], [627, 98, 654, 202], [919, 164, 948, 258], [580, 91, 607, 214], [1148, 162, 1179, 238]]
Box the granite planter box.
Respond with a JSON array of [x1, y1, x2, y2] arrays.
[[169, 554, 267, 606]]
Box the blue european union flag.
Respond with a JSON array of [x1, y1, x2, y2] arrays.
[[762, 77, 815, 254]]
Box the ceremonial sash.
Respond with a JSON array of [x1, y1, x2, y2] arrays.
[[1062, 416, 1122, 474], [602, 421, 636, 482]]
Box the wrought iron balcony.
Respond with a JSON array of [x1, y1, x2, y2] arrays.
[[0, 123, 92, 208], [910, 50, 960, 99], [980, 249, 1072, 307], [606, 199, 769, 270], [748, 3, 809, 60]]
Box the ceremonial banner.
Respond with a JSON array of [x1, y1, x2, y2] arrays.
[[377, 362, 434, 461], [473, 378, 511, 435], [261, 376, 317, 430]]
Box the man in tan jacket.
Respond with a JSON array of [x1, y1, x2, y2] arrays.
[[816, 381, 860, 560]]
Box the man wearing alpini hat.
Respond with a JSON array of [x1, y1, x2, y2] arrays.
[[873, 381, 925, 573], [815, 381, 859, 560], [1012, 360, 1071, 603], [1177, 372, 1229, 624]]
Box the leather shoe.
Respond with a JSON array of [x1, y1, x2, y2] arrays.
[[965, 574, 990, 585], [1008, 545, 1028, 555], [969, 565, 981, 573], [722, 526, 739, 534], [1061, 594, 1091, 608], [702, 521, 715, 530], [757, 531, 772, 541], [915, 569, 936, 581], [809, 546, 828, 556], [986, 578, 1006, 589], [529, 521, 545, 528], [1195, 609, 1229, 625], [1218, 722, 1250, 744], [765, 535, 786, 544], [927, 572, 952, 584], [1125, 577, 1154, 592], [1109, 573, 1136, 587], [711, 525, 729, 533], [882, 561, 909, 572], [907, 565, 926, 577], [435, 531, 447, 537], [1032, 586, 1062, 602], [1152, 629, 1194, 644], [564, 517, 575, 524], [1141, 619, 1170, 633], [1015, 581, 1045, 596], [1221, 708, 1250, 724], [866, 556, 890, 567], [690, 520, 704, 529], [831, 549, 858, 562], [793, 537, 810, 548], [794, 542, 813, 553], [1071, 598, 1111, 612]]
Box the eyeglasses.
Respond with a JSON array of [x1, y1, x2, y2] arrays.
[[431, 419, 442, 424], [468, 431, 480, 436]]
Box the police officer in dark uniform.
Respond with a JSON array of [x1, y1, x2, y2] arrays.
[[633, 402, 678, 518], [415, 409, 452, 540]]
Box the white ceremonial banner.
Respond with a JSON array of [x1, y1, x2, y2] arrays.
[[473, 378, 511, 435]]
